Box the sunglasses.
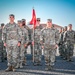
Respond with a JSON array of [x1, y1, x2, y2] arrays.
[[37, 20, 40, 21]]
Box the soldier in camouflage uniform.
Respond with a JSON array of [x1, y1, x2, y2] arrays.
[[58, 28, 63, 57], [0, 23, 5, 62], [17, 20, 22, 27], [16, 20, 28, 68], [15, 20, 22, 68], [60, 28, 65, 58], [32, 18, 43, 66], [3, 14, 21, 72], [21, 19, 30, 65], [64, 24, 75, 61], [40, 19, 59, 70], [63, 26, 67, 60]]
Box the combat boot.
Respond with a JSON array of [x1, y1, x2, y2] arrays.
[[12, 66, 16, 72], [23, 57, 27, 66], [15, 63, 20, 68], [48, 66, 54, 70], [5, 66, 12, 72], [45, 67, 49, 71], [20, 62, 23, 68]]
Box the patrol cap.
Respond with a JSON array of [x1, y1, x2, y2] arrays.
[[68, 24, 72, 26], [17, 20, 22, 23], [22, 19, 26, 22], [1, 23, 4, 27], [47, 19, 52, 22], [64, 26, 67, 29], [9, 14, 15, 18], [37, 18, 40, 21]]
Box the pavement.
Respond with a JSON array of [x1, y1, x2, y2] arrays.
[[0, 55, 75, 75]]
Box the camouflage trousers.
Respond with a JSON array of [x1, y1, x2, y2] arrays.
[[6, 40, 18, 67], [63, 43, 68, 59], [34, 43, 42, 63], [66, 43, 74, 60], [17, 47, 20, 63], [44, 47, 56, 66], [17, 44, 26, 64], [0, 41, 3, 62], [59, 44, 65, 57]]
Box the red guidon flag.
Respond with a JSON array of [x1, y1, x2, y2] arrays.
[[30, 8, 37, 28]]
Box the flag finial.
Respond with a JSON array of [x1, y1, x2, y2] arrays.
[[33, 6, 34, 9]]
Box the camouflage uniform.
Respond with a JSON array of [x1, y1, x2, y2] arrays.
[[0, 23, 6, 62], [18, 27, 29, 68], [0, 27, 4, 62], [58, 31, 63, 56], [64, 29, 75, 61], [3, 22, 21, 68], [63, 26, 67, 59], [33, 25, 43, 65], [22, 19, 30, 64], [40, 27, 59, 70]]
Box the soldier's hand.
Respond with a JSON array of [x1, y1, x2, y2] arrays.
[[4, 43, 6, 47], [24, 44, 27, 48], [18, 42, 21, 46], [41, 46, 44, 49], [55, 44, 58, 49], [32, 41, 34, 45]]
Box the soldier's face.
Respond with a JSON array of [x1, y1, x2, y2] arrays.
[[18, 22, 20, 26], [47, 21, 52, 27], [68, 26, 72, 30], [19, 23, 22, 27], [59, 29, 62, 32], [62, 29, 64, 32], [9, 16, 14, 22], [1, 26, 4, 29], [37, 20, 40, 26], [22, 21, 26, 25]]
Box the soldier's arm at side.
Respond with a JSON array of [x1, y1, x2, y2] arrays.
[[3, 25, 7, 47], [17, 26, 21, 46], [24, 29, 29, 48], [55, 29, 59, 44], [55, 29, 59, 48], [40, 29, 44, 48]]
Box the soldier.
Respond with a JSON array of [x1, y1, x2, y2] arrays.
[[17, 20, 21, 27], [63, 26, 67, 60], [58, 28, 63, 57], [15, 20, 22, 68], [32, 18, 43, 66], [3, 14, 21, 72], [64, 24, 75, 61], [40, 19, 59, 70], [0, 23, 5, 62], [22, 19, 31, 65], [16, 20, 28, 68]]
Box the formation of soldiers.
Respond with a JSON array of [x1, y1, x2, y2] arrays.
[[58, 25, 75, 62], [0, 23, 6, 62], [0, 14, 75, 71]]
